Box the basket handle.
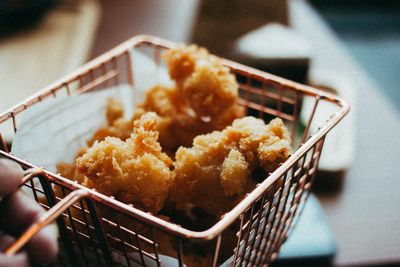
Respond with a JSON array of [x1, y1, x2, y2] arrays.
[[3, 168, 89, 256]]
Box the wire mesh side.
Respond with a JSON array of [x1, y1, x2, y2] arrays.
[[0, 35, 348, 266], [0, 50, 134, 149], [19, 176, 114, 266], [236, 73, 299, 126], [230, 135, 326, 266]]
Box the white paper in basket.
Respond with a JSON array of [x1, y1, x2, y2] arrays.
[[11, 50, 173, 205], [11, 50, 172, 172]]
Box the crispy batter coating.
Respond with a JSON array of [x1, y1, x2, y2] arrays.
[[163, 44, 239, 118], [141, 84, 244, 150], [221, 149, 249, 197], [76, 112, 173, 213], [88, 44, 244, 152], [56, 162, 76, 180], [87, 98, 134, 146], [56, 147, 87, 183], [55, 44, 294, 266], [106, 97, 124, 125], [182, 62, 238, 118], [171, 116, 291, 216], [163, 44, 208, 82]]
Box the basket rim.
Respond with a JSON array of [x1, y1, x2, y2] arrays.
[[0, 34, 350, 240]]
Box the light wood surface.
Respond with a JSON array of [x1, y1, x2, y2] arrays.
[[0, 0, 100, 113]]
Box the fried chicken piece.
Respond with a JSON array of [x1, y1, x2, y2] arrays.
[[89, 92, 183, 152], [106, 97, 124, 125], [182, 62, 238, 119], [141, 84, 184, 117], [221, 149, 249, 196], [76, 112, 173, 213], [56, 162, 76, 180], [56, 147, 88, 183], [86, 98, 135, 147], [110, 44, 244, 151], [171, 116, 291, 216], [163, 44, 208, 82], [86, 118, 132, 147], [163, 44, 239, 118], [141, 84, 245, 150]]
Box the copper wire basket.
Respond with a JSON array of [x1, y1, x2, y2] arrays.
[[0, 35, 349, 266]]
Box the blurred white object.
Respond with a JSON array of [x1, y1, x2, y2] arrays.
[[232, 23, 311, 83], [235, 23, 311, 60], [303, 69, 356, 171]]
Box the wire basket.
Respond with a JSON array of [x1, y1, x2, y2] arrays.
[[0, 35, 348, 266]]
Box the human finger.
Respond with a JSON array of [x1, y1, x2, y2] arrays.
[[0, 234, 29, 267], [0, 191, 58, 264], [0, 159, 24, 196], [26, 224, 59, 263], [0, 253, 29, 267]]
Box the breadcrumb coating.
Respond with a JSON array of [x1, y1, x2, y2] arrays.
[[141, 84, 244, 150], [182, 61, 237, 118], [54, 44, 295, 267], [76, 112, 173, 213], [105, 97, 124, 125], [88, 44, 244, 152], [221, 149, 249, 197], [171, 116, 291, 216], [163, 44, 208, 82], [87, 98, 134, 147], [163, 44, 239, 118]]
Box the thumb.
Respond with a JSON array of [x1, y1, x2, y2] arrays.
[[0, 253, 29, 267]]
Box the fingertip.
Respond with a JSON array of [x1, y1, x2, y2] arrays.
[[0, 159, 24, 196], [0, 252, 29, 267], [27, 223, 59, 264]]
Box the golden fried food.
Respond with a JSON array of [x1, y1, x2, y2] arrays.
[[76, 112, 173, 213], [164, 44, 238, 118], [163, 44, 208, 82], [86, 98, 135, 146], [56, 162, 76, 180], [141, 84, 244, 150], [106, 97, 124, 125], [182, 61, 238, 118], [56, 147, 87, 183], [147, 45, 244, 150], [171, 116, 291, 216], [221, 149, 249, 196], [87, 44, 244, 152], [54, 43, 294, 267]]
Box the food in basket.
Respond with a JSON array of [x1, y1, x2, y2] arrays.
[[85, 44, 245, 152], [171, 116, 291, 217], [55, 43, 292, 266], [139, 84, 244, 151], [77, 112, 173, 213], [163, 44, 239, 118]]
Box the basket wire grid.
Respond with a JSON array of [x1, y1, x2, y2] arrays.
[[0, 35, 349, 266]]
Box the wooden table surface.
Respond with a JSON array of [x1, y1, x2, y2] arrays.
[[0, 0, 100, 112], [0, 0, 100, 141]]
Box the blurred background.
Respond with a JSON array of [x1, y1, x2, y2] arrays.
[[311, 0, 400, 112], [0, 0, 399, 266]]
